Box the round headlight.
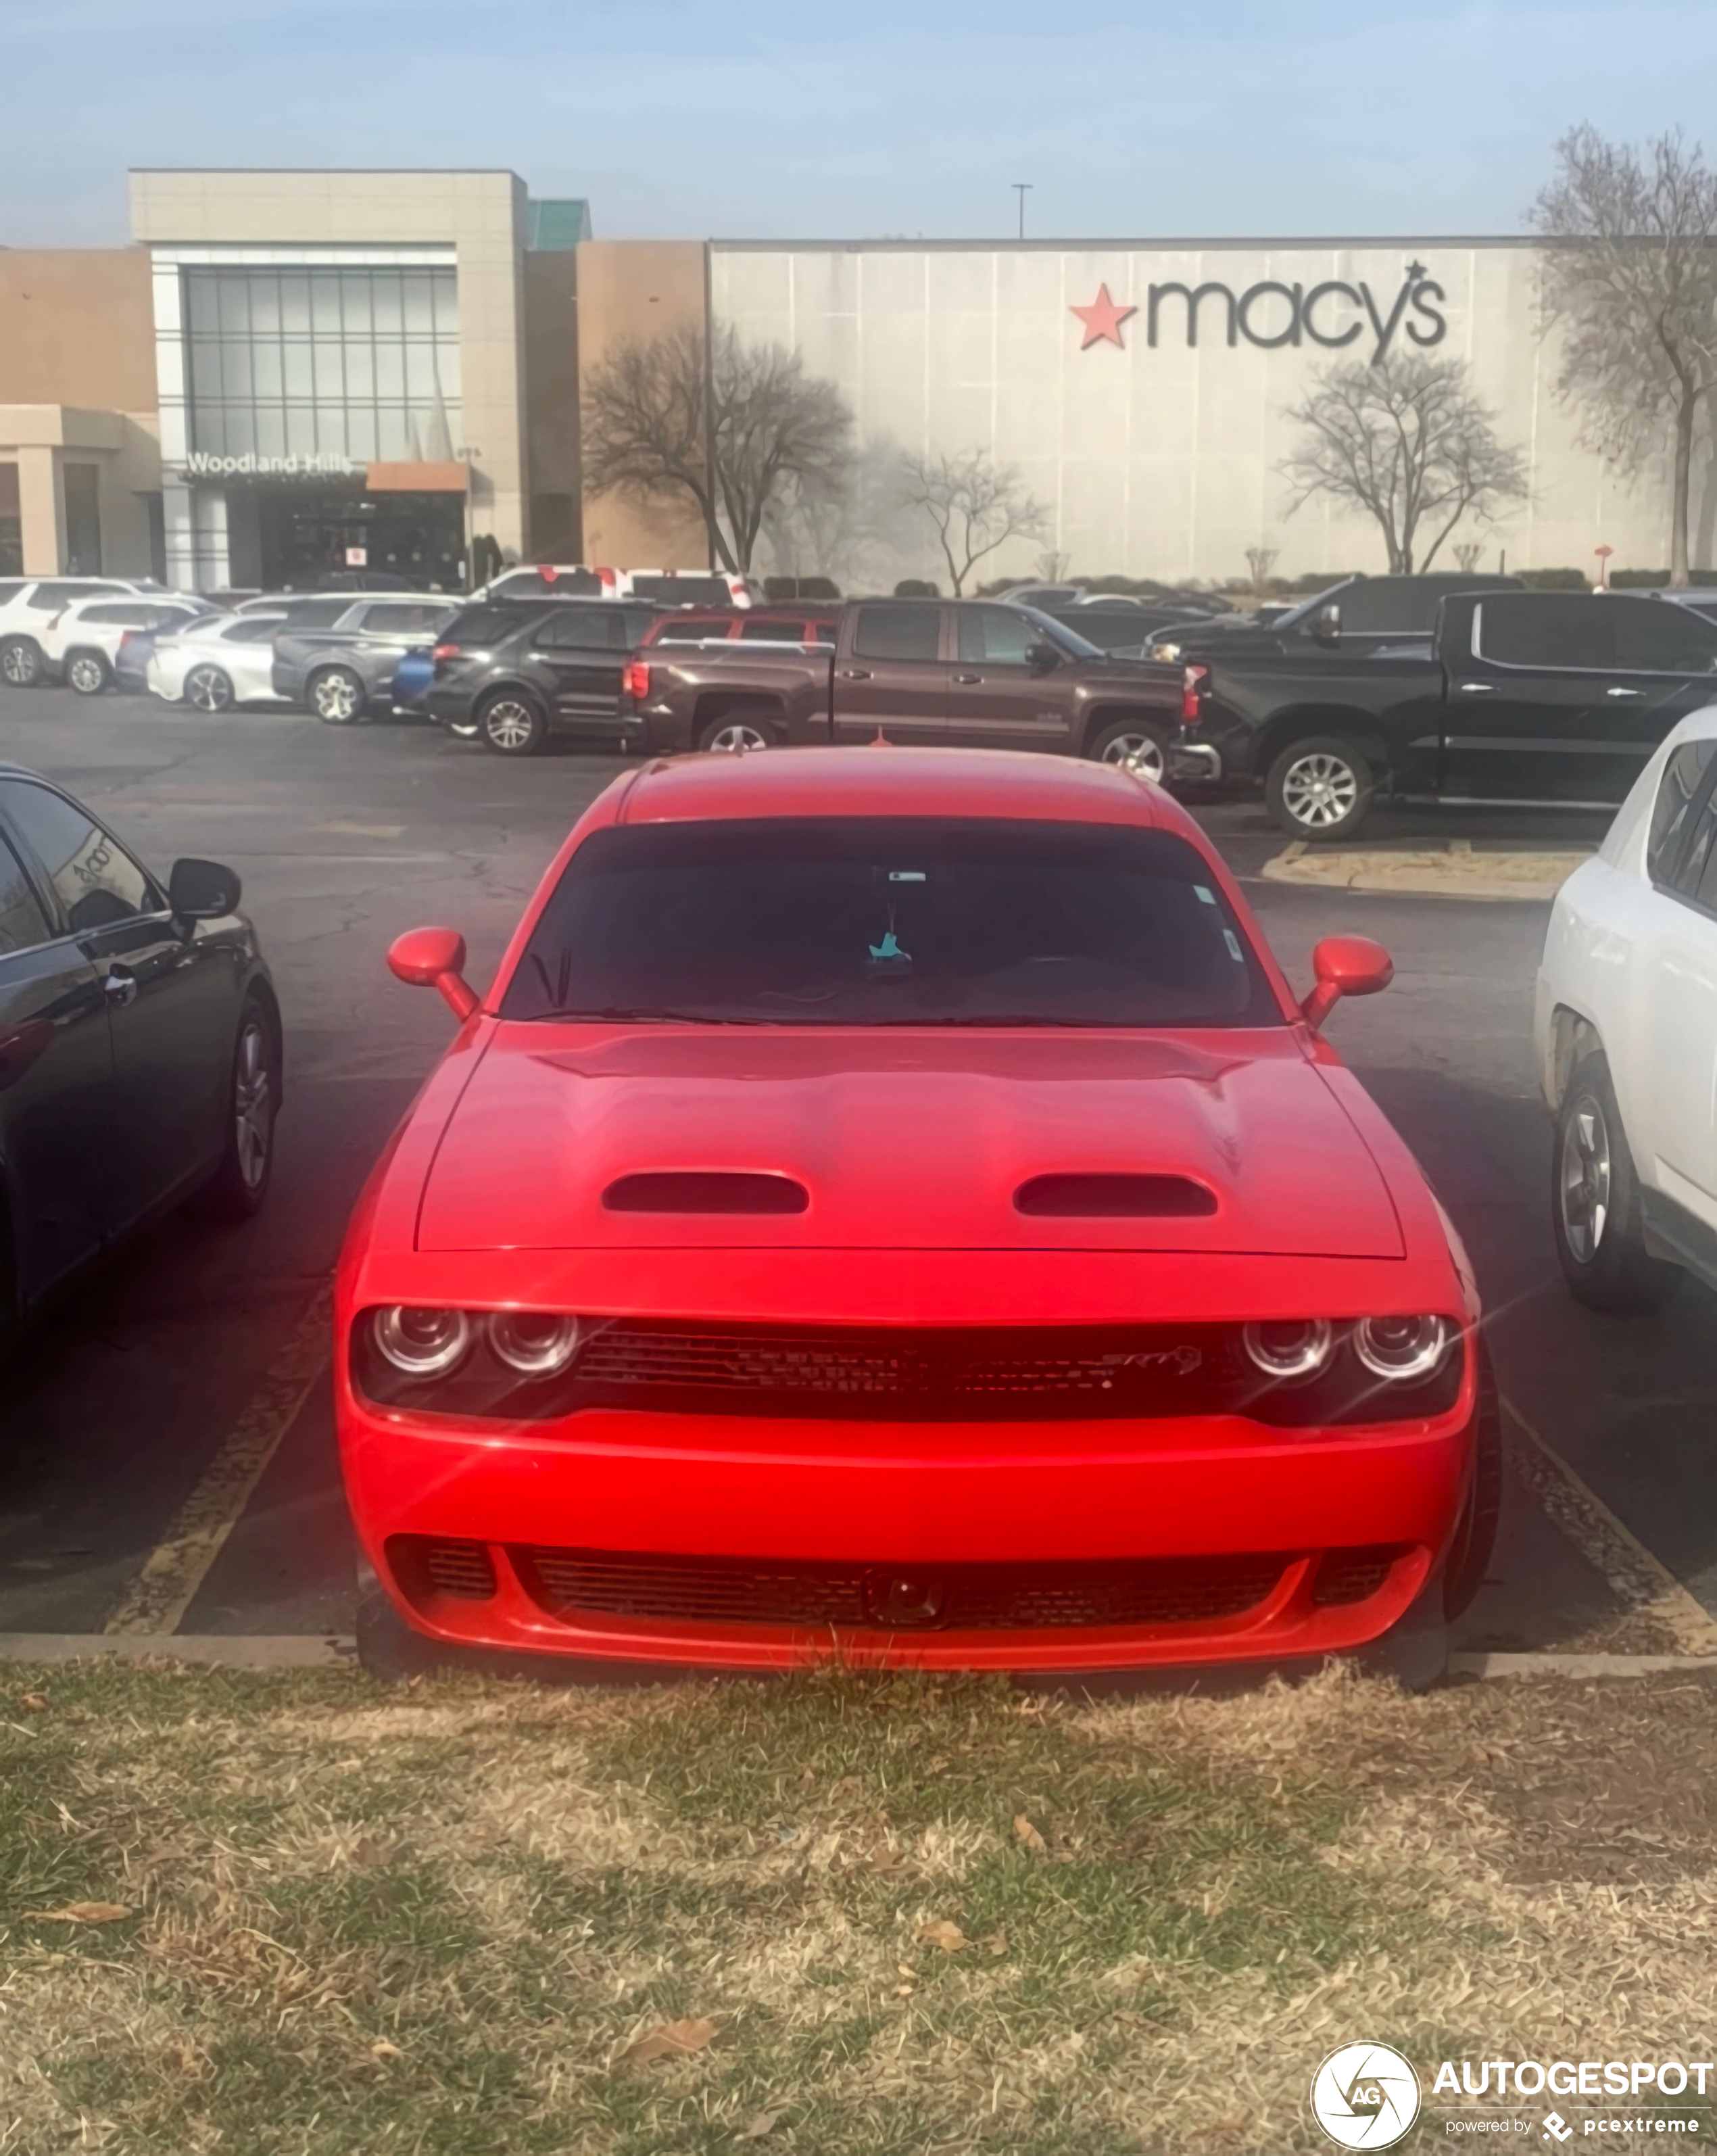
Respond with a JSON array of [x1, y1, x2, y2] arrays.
[[373, 1305, 472, 1377], [1241, 1318, 1334, 1381], [1353, 1315, 1451, 1381], [487, 1310, 582, 1377]]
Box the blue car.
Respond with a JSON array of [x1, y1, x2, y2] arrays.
[[390, 644, 436, 717]]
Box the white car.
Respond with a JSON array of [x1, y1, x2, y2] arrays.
[[39, 594, 212, 694], [0, 576, 173, 687], [481, 565, 763, 608], [1535, 702, 1717, 1312], [145, 612, 292, 712]]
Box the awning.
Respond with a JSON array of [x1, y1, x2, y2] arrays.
[[364, 462, 469, 494]]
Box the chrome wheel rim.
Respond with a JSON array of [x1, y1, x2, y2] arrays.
[[1100, 730, 1165, 784], [187, 667, 232, 712], [1560, 1091, 1612, 1264], [313, 671, 362, 722], [68, 655, 105, 694], [233, 1018, 273, 1193], [485, 698, 535, 750], [706, 722, 769, 754], [1, 644, 37, 685], [1281, 750, 1359, 830]]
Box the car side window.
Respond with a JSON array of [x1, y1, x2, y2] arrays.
[[0, 581, 26, 607], [1477, 596, 1616, 671], [957, 607, 1037, 665], [740, 617, 802, 642], [222, 619, 281, 642], [359, 603, 446, 635], [535, 610, 618, 650], [0, 780, 158, 934], [852, 604, 941, 663], [1647, 742, 1717, 886], [0, 831, 52, 957], [1611, 600, 1717, 675]]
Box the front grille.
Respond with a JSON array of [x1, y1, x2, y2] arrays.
[[1311, 1544, 1408, 1606], [389, 1535, 498, 1604], [514, 1547, 1291, 1632]]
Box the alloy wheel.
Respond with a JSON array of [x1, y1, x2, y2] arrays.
[[483, 698, 537, 751], [68, 654, 107, 695], [1, 642, 39, 687], [1280, 750, 1359, 830], [1099, 731, 1165, 784], [706, 722, 769, 754], [187, 666, 233, 713], [1559, 1092, 1612, 1264], [312, 671, 363, 723], [233, 1017, 274, 1193]]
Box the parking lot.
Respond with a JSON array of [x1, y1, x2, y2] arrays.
[[3, 683, 1715, 1664]]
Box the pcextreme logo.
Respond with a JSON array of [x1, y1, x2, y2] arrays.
[[1070, 262, 1447, 364]]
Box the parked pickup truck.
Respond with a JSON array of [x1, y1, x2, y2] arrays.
[[1169, 588, 1717, 842], [1146, 572, 1524, 663], [624, 598, 1184, 776]]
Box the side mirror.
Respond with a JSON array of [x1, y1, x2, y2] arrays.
[[1301, 936, 1393, 1030], [168, 857, 241, 921], [1025, 641, 1061, 671], [388, 926, 480, 1020], [1310, 603, 1343, 648]]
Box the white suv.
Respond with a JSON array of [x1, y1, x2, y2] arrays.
[[39, 595, 212, 694], [1536, 702, 1717, 1312], [480, 565, 762, 608], [0, 577, 174, 686]]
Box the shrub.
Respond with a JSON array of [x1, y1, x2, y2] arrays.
[[1610, 569, 1670, 589], [894, 578, 940, 598], [1518, 567, 1591, 590]]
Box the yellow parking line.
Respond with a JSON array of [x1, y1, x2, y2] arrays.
[[1502, 1397, 1717, 1656], [103, 1281, 334, 1639]]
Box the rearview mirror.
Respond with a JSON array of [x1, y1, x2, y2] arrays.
[[168, 857, 241, 921], [1301, 936, 1393, 1030], [1025, 641, 1060, 671], [1310, 603, 1343, 648], [388, 926, 480, 1020]]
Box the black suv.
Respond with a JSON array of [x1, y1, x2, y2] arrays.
[[425, 600, 664, 754]]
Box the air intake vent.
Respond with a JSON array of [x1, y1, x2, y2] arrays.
[[1014, 1173, 1217, 1218], [387, 1535, 498, 1605], [604, 1172, 809, 1215]]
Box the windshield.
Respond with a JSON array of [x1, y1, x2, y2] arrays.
[[1017, 606, 1104, 660], [502, 817, 1278, 1029]]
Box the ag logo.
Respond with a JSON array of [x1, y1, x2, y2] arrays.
[[1310, 2042, 1422, 2149]]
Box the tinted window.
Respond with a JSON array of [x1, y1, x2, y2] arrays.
[[651, 615, 731, 644], [0, 781, 155, 932], [78, 604, 149, 626], [852, 604, 941, 663], [357, 602, 453, 636], [0, 582, 25, 607], [28, 582, 112, 611], [815, 623, 838, 646], [535, 610, 623, 650], [491, 569, 603, 600], [1478, 596, 1616, 671], [441, 604, 539, 645], [1647, 740, 1717, 884], [153, 605, 205, 628], [502, 817, 1276, 1030], [740, 617, 811, 642], [1611, 599, 1717, 674], [0, 832, 51, 957], [957, 606, 1038, 664], [630, 575, 732, 607], [1334, 580, 1438, 635], [218, 618, 280, 642]]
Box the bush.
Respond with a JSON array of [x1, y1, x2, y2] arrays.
[[1518, 567, 1591, 590], [1286, 570, 1359, 592], [1610, 569, 1670, 589], [763, 575, 842, 600], [894, 579, 940, 598]]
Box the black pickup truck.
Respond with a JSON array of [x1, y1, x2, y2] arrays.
[[1170, 589, 1717, 842], [625, 598, 1183, 775], [1146, 571, 1524, 664]]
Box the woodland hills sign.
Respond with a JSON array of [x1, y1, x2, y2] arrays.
[[1071, 264, 1448, 364]]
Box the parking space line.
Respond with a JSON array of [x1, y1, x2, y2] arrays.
[[1501, 1397, 1717, 1655], [102, 1282, 334, 1638]]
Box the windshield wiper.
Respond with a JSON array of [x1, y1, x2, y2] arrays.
[[529, 1005, 772, 1026]]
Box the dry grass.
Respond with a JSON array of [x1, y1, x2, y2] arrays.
[[0, 1660, 1714, 2153]]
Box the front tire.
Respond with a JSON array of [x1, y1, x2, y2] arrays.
[[1086, 715, 1169, 785], [1, 638, 43, 688], [1265, 734, 1376, 842], [479, 690, 548, 756], [1552, 1051, 1680, 1313], [1441, 1346, 1502, 1620], [308, 665, 366, 725], [187, 996, 280, 1224], [698, 708, 775, 754], [185, 664, 235, 713], [66, 650, 111, 696]]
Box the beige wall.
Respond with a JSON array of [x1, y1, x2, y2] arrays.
[[0, 406, 162, 576], [0, 251, 156, 412], [575, 240, 710, 569]]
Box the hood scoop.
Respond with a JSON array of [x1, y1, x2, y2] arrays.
[[1014, 1173, 1217, 1219], [603, 1172, 810, 1216]]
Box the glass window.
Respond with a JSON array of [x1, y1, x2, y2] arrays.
[[0, 781, 155, 933], [442, 604, 534, 645], [76, 604, 139, 626], [489, 569, 603, 600], [815, 623, 839, 646], [0, 582, 26, 606], [502, 818, 1278, 1031], [629, 575, 735, 606], [1478, 596, 1616, 671], [221, 619, 282, 644], [1611, 599, 1717, 674], [1647, 741, 1717, 884], [742, 617, 809, 642], [358, 602, 454, 636], [0, 831, 51, 957], [957, 606, 1038, 664], [28, 582, 113, 611], [852, 604, 941, 663], [537, 610, 623, 650]]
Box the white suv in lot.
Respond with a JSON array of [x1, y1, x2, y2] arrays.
[[0, 577, 175, 686], [1537, 704, 1717, 1312], [38, 594, 213, 694]]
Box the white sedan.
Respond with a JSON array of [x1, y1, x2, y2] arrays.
[[1535, 702, 1717, 1312], [146, 613, 291, 711]]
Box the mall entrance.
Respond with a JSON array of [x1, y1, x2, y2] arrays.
[[247, 484, 466, 592]]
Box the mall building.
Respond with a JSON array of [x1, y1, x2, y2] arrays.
[[0, 168, 1703, 592]]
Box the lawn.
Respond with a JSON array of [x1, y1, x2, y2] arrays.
[[1, 1660, 1713, 2153]]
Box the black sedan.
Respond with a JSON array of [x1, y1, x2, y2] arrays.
[[0, 767, 281, 1352]]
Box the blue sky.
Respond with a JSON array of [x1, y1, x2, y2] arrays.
[[6, 0, 1716, 245]]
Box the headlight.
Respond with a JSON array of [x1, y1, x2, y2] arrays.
[[1241, 1318, 1334, 1380], [372, 1305, 472, 1377], [1353, 1315, 1452, 1381], [487, 1310, 583, 1377]]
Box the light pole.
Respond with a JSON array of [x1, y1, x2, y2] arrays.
[[1013, 183, 1032, 240]]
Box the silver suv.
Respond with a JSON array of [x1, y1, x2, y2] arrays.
[[269, 597, 459, 723]]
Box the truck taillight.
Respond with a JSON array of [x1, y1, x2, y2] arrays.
[[431, 642, 460, 663], [597, 567, 617, 589], [622, 660, 651, 700], [1181, 664, 1209, 723]]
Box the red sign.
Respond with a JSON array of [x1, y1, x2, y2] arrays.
[[1071, 284, 1137, 350]]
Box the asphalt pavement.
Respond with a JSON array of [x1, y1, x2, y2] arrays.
[[1, 684, 1711, 1660]]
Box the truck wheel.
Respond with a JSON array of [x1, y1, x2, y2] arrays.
[[698, 709, 774, 754], [1086, 716, 1169, 784], [1265, 734, 1376, 842], [1441, 1345, 1502, 1621], [1551, 1052, 1680, 1313], [479, 690, 548, 756]]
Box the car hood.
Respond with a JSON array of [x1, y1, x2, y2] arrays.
[[415, 1026, 1403, 1258]]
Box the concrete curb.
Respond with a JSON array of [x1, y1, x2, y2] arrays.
[[1450, 1651, 1717, 1679], [1261, 840, 1594, 901]]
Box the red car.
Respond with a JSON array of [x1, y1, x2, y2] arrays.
[[337, 748, 1497, 1680]]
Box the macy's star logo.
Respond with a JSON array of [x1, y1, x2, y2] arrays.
[[1071, 283, 1136, 349]]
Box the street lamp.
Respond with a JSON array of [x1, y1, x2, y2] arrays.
[[1013, 183, 1032, 240]]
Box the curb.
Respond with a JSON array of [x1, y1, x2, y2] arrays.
[[1451, 1651, 1717, 1679], [1261, 839, 1593, 901]]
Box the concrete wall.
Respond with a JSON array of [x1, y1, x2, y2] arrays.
[[712, 241, 1694, 591], [0, 407, 162, 576], [575, 240, 710, 570]]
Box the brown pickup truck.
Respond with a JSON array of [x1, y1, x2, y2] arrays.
[[621, 597, 1186, 779]]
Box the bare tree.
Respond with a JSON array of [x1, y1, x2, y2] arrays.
[[582, 324, 853, 573], [896, 448, 1048, 596], [1244, 545, 1279, 589], [1034, 547, 1073, 583], [1453, 540, 1486, 571], [1281, 356, 1529, 573], [1530, 126, 1717, 585]]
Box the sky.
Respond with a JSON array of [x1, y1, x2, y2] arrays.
[[4, 0, 1716, 246]]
